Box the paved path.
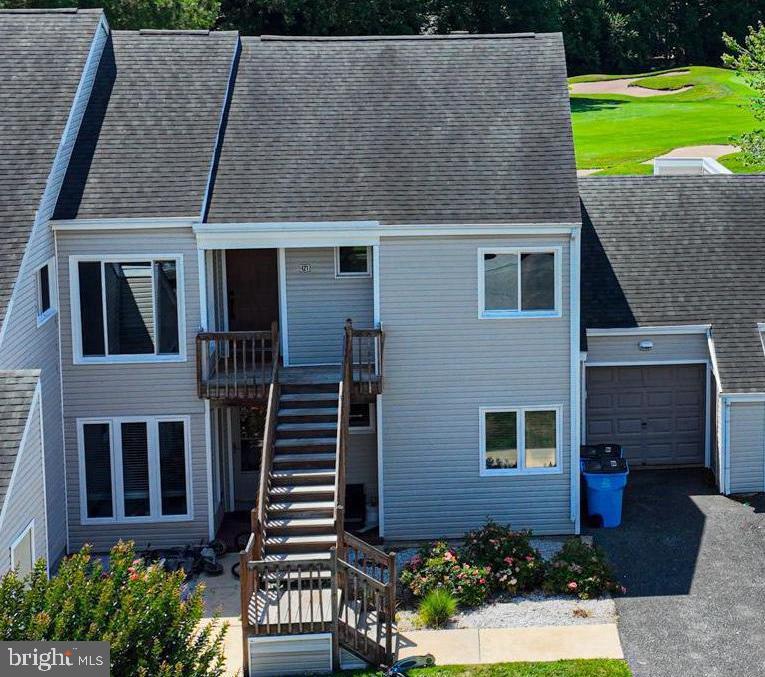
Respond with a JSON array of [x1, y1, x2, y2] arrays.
[[588, 469, 765, 677]]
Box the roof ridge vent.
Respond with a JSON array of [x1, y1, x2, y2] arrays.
[[258, 32, 537, 42], [0, 7, 82, 13], [138, 28, 210, 36]]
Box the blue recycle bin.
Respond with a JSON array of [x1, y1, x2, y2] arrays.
[[582, 458, 629, 528]]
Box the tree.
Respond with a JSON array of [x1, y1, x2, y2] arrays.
[[426, 0, 562, 35], [0, 0, 220, 30], [724, 23, 765, 164]]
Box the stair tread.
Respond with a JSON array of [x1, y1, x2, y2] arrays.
[[270, 484, 335, 495], [266, 517, 334, 528], [275, 437, 336, 447], [266, 534, 337, 545], [270, 501, 335, 511], [277, 422, 337, 431], [279, 407, 338, 417], [272, 469, 336, 478], [264, 552, 332, 562], [272, 453, 336, 463], [281, 393, 339, 402]]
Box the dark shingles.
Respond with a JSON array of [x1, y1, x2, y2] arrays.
[[580, 175, 765, 392], [0, 9, 102, 326], [54, 29, 239, 220], [206, 33, 580, 225], [0, 371, 39, 514]]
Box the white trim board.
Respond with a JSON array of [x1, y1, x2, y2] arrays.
[[51, 216, 199, 231], [587, 325, 711, 337]]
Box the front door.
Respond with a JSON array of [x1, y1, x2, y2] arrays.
[[226, 249, 279, 331], [232, 406, 264, 508]]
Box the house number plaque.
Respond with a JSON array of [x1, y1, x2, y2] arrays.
[[299, 264, 311, 273]]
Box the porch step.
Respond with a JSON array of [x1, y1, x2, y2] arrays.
[[280, 393, 340, 407], [271, 468, 336, 485], [266, 516, 335, 535], [270, 484, 336, 500], [279, 407, 338, 419], [265, 533, 337, 552], [280, 383, 339, 394], [269, 501, 335, 517], [275, 437, 336, 453], [271, 453, 336, 468], [264, 551, 332, 563], [276, 422, 337, 439]]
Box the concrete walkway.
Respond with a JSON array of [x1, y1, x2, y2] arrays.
[[398, 625, 623, 665]]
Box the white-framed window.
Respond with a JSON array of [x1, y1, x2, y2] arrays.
[[77, 416, 192, 524], [478, 247, 561, 318], [349, 402, 376, 433], [479, 405, 562, 476], [335, 246, 371, 277], [10, 520, 35, 577], [69, 255, 186, 364], [35, 258, 57, 327]]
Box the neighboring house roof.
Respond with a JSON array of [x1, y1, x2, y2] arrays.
[[0, 371, 40, 516], [0, 8, 102, 328], [54, 29, 238, 220], [580, 175, 765, 393], [206, 33, 579, 225]]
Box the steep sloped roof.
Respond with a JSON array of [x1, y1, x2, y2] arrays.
[[207, 33, 579, 225], [0, 8, 102, 327], [580, 175, 765, 393], [54, 29, 238, 220], [0, 371, 39, 515]]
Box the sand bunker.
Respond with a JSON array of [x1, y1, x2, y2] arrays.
[[655, 144, 738, 160], [570, 71, 693, 97]]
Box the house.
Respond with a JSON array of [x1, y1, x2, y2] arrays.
[[3, 7, 765, 672]]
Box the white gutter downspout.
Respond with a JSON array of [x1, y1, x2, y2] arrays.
[[569, 227, 582, 531]]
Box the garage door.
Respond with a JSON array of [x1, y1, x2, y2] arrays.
[[586, 364, 706, 466]]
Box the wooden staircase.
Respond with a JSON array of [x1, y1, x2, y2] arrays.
[[264, 383, 341, 564]]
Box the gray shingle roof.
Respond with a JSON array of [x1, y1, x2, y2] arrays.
[[580, 175, 765, 393], [206, 33, 579, 225], [54, 29, 239, 220], [0, 8, 102, 327], [0, 370, 39, 515]]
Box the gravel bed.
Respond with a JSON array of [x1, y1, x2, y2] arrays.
[[394, 535, 616, 631]]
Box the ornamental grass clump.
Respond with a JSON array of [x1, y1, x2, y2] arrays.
[[461, 520, 544, 595], [399, 540, 491, 607], [417, 588, 457, 628], [0, 541, 227, 677], [543, 538, 626, 600]]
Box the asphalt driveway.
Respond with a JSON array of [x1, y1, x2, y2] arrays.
[[587, 468, 765, 677]]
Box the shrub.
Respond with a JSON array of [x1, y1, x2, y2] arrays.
[[543, 538, 626, 600], [462, 520, 544, 595], [417, 589, 457, 628], [400, 541, 491, 607], [0, 541, 227, 677]]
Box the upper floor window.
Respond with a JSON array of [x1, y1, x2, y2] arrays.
[[478, 247, 560, 318], [71, 256, 185, 364], [335, 246, 371, 277], [35, 258, 57, 327], [480, 406, 562, 476], [78, 416, 191, 524]]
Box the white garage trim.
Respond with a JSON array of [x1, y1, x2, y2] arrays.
[[582, 359, 711, 469]]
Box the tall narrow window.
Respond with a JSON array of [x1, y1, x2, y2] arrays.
[[82, 422, 113, 518], [479, 249, 558, 318], [36, 261, 55, 324], [74, 258, 182, 361], [159, 420, 187, 516], [120, 422, 150, 517]]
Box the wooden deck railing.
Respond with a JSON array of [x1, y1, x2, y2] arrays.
[[239, 538, 396, 672], [345, 319, 385, 398], [253, 379, 280, 560], [196, 322, 279, 400]]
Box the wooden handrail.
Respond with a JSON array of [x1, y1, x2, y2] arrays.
[[255, 380, 280, 560], [344, 319, 385, 397], [196, 324, 279, 400]]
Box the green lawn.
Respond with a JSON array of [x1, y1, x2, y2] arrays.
[[340, 659, 631, 676], [569, 66, 760, 174]]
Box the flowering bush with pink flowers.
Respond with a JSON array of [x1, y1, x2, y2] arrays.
[[399, 540, 491, 607], [461, 520, 544, 595], [542, 538, 625, 600]]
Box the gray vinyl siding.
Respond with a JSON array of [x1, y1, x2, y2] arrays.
[[379, 235, 573, 540], [57, 227, 208, 552], [586, 333, 710, 364], [0, 393, 48, 575], [728, 402, 765, 493], [347, 430, 378, 502], [0, 18, 107, 564], [285, 248, 373, 365]]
